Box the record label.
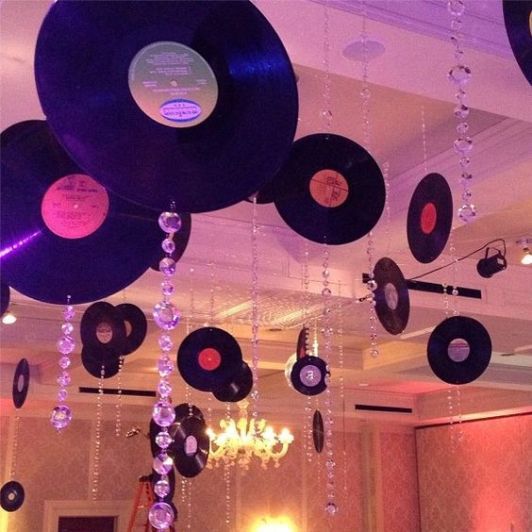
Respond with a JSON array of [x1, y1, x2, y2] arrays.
[[198, 348, 222, 371], [448, 338, 470, 362], [41, 174, 109, 239], [384, 282, 399, 310], [95, 323, 114, 345], [420, 202, 437, 234], [128, 41, 218, 127], [184, 435, 198, 456], [300, 365, 322, 387], [309, 169, 349, 208]]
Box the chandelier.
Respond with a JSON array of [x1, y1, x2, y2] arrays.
[[206, 401, 294, 469]]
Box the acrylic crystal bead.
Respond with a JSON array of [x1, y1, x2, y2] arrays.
[[50, 404, 72, 431], [325, 501, 339, 515], [153, 301, 180, 331], [152, 401, 176, 427], [154, 478, 171, 498], [153, 453, 174, 475], [458, 203, 476, 223], [448, 65, 471, 85], [454, 137, 473, 154], [161, 280, 174, 297], [155, 431, 174, 450], [158, 334, 174, 352], [454, 104, 469, 119], [157, 357, 174, 378], [158, 212, 182, 234], [57, 388, 68, 402], [159, 257, 176, 276], [158, 379, 172, 398], [61, 322, 74, 335], [162, 238, 176, 254], [448, 0, 465, 16], [57, 335, 75, 354], [63, 306, 75, 321], [148, 501, 175, 529], [57, 371, 71, 387], [59, 355, 71, 369]]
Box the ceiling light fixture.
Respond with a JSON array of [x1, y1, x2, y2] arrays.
[[476, 247, 507, 278], [2, 310, 17, 325], [206, 401, 294, 470], [517, 237, 532, 265]]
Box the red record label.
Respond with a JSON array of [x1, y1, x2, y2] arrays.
[[309, 169, 349, 208], [198, 348, 221, 371], [420, 202, 437, 235], [41, 174, 109, 239]]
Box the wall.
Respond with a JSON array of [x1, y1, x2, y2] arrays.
[[416, 414, 532, 532], [0, 413, 419, 532]]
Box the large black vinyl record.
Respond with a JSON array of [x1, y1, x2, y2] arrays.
[[12, 359, 30, 409], [503, 1, 532, 85], [213, 362, 253, 402], [273, 134, 385, 245], [34, 1, 298, 213], [373, 257, 410, 335], [171, 415, 210, 478], [427, 316, 492, 385], [80, 302, 127, 353], [0, 481, 25, 512], [407, 173, 453, 264], [0, 121, 162, 304], [115, 303, 148, 355]]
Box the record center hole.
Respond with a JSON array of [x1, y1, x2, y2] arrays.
[[448, 338, 470, 362], [300, 365, 320, 387], [96, 322, 113, 344], [184, 435, 198, 457], [384, 282, 399, 310], [17, 375, 25, 393], [198, 348, 221, 371]]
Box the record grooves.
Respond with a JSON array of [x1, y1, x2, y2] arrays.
[[34, 0, 298, 213]]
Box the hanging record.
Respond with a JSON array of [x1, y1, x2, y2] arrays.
[[34, 0, 298, 214], [290, 355, 329, 396], [213, 362, 253, 402], [373, 257, 410, 335], [81, 302, 127, 353], [427, 315, 492, 385], [312, 410, 324, 453], [150, 213, 191, 271], [12, 359, 30, 409], [1, 283, 10, 317], [503, 1, 532, 85], [81, 346, 121, 379], [273, 134, 385, 245], [0, 120, 162, 305], [177, 327, 243, 392], [0, 481, 25, 512], [171, 415, 210, 478], [115, 303, 147, 355], [407, 173, 453, 264]]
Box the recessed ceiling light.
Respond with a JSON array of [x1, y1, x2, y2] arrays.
[[343, 39, 385, 62]]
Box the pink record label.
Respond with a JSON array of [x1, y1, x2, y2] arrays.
[[309, 169, 349, 208], [384, 282, 399, 310], [184, 435, 198, 457], [300, 364, 321, 387], [96, 322, 113, 345], [41, 174, 109, 239]]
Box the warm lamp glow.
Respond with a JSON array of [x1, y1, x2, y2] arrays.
[[2, 310, 17, 325], [252, 516, 297, 532], [521, 248, 532, 265], [207, 401, 294, 469]]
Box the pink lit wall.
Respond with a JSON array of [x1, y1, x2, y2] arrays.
[[416, 414, 532, 532]]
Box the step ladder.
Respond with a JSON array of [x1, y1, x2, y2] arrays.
[[126, 475, 154, 532]]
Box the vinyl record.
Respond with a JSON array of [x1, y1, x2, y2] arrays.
[[297, 327, 309, 359], [213, 362, 253, 402], [34, 0, 298, 214], [0, 120, 162, 304], [80, 302, 127, 353], [150, 213, 192, 271], [115, 303, 147, 355], [0, 481, 25, 512], [312, 410, 324, 453], [407, 173, 453, 264], [1, 283, 10, 317], [172, 415, 210, 478], [151, 467, 176, 504], [373, 257, 410, 335], [503, 1, 532, 85], [81, 346, 121, 379], [274, 134, 385, 245], [12, 359, 30, 409], [177, 327, 243, 392], [427, 316, 492, 385], [290, 355, 328, 396], [150, 403, 205, 457]]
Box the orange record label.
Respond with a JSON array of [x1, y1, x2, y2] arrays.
[[41, 174, 109, 239], [420, 202, 437, 235], [309, 169, 349, 208], [96, 322, 114, 345]]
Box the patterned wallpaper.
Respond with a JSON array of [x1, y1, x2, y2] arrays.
[[1, 413, 420, 531], [416, 414, 532, 532]]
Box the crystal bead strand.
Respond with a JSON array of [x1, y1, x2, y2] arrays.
[[250, 196, 260, 422], [224, 403, 232, 530], [148, 207, 182, 530], [114, 356, 124, 437], [321, 247, 337, 516], [9, 415, 20, 481], [50, 298, 75, 431], [448, 0, 476, 223], [91, 365, 104, 500]]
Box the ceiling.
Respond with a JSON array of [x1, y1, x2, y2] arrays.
[[0, 0, 531, 430]]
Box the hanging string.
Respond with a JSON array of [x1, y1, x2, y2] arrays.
[[250, 196, 260, 421], [224, 403, 232, 529], [421, 105, 429, 175], [91, 365, 105, 500], [9, 415, 20, 481], [114, 356, 124, 437], [50, 296, 75, 431]]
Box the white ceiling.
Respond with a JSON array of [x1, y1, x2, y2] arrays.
[[0, 0, 531, 429]]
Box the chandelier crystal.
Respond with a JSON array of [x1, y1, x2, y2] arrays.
[[206, 401, 294, 470]]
